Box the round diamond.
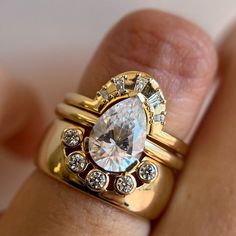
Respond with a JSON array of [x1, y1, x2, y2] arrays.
[[62, 128, 81, 147], [138, 162, 158, 182], [89, 97, 147, 172], [115, 175, 136, 195], [86, 170, 108, 191], [66, 152, 87, 173]]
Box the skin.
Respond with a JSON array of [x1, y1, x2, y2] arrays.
[[0, 72, 45, 157], [0, 9, 235, 236]]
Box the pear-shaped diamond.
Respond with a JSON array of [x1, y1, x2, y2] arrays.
[[89, 97, 147, 172]]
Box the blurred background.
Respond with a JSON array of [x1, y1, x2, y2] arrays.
[[0, 0, 235, 210]]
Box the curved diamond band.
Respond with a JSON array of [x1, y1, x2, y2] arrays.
[[37, 71, 187, 219]]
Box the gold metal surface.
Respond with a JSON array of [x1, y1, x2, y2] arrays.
[[149, 132, 187, 155], [145, 140, 184, 170], [56, 103, 98, 126]]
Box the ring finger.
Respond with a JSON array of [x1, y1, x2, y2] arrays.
[[0, 9, 217, 236]]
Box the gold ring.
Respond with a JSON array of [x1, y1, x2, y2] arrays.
[[37, 71, 187, 219]]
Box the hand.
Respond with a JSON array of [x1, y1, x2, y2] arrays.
[[0, 9, 235, 236]]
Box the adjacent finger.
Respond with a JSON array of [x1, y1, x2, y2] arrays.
[[0, 10, 217, 236], [152, 24, 236, 236], [0, 71, 45, 157]]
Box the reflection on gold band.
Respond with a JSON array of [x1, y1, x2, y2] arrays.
[[56, 103, 98, 126], [64, 93, 100, 114], [148, 132, 187, 156]]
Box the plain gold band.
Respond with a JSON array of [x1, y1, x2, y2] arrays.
[[56, 103, 184, 170], [56, 103, 98, 126], [64, 92, 187, 156]]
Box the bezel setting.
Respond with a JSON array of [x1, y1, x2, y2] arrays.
[[86, 169, 108, 192], [65, 151, 87, 173], [138, 161, 159, 183]]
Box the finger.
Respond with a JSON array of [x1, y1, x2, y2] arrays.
[[152, 24, 236, 235], [0, 71, 45, 157], [0, 10, 217, 236], [79, 10, 217, 140]]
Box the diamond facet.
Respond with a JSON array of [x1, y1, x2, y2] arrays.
[[89, 97, 147, 172], [66, 152, 87, 173], [62, 128, 81, 147], [138, 162, 158, 182], [86, 170, 108, 191], [115, 175, 136, 194]]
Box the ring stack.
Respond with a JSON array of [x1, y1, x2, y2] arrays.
[[37, 71, 187, 219]]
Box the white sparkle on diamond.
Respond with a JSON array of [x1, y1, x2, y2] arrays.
[[89, 97, 147, 172]]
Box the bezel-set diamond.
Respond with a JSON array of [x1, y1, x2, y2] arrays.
[[65, 151, 87, 173], [115, 175, 136, 195], [138, 162, 158, 183], [86, 170, 108, 191], [62, 128, 82, 148], [61, 72, 167, 194]]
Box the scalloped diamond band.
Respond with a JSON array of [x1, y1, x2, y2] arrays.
[[37, 71, 187, 219]]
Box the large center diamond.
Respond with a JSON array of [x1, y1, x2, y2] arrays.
[[89, 97, 147, 172]]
